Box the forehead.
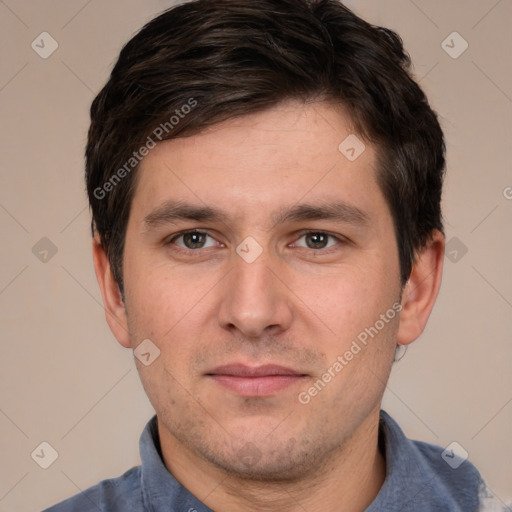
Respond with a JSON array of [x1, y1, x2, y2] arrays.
[[131, 100, 387, 227]]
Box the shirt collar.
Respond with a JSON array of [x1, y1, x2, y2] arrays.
[[365, 410, 440, 511], [139, 415, 212, 512], [137, 410, 470, 511]]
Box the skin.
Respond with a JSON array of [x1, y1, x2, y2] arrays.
[[93, 99, 444, 512]]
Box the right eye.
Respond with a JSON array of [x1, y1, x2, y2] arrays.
[[167, 230, 220, 251]]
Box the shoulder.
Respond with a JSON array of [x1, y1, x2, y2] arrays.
[[375, 411, 485, 511], [412, 441, 512, 512], [42, 466, 143, 512], [411, 439, 483, 506]]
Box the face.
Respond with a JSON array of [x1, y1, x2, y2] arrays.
[[119, 100, 403, 479]]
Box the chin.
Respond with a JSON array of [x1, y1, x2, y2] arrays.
[[194, 428, 334, 482], [208, 446, 316, 482]]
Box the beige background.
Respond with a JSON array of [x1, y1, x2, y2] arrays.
[[0, 1, 511, 510]]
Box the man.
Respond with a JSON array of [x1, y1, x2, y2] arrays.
[[45, 0, 498, 510]]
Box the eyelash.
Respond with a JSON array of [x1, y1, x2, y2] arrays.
[[165, 229, 346, 254]]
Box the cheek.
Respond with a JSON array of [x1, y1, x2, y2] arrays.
[[124, 255, 193, 328], [123, 259, 221, 370], [293, 263, 398, 343]]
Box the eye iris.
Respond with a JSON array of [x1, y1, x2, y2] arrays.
[[183, 232, 205, 249], [306, 232, 328, 249]]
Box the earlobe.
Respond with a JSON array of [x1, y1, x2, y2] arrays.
[[396, 230, 445, 346], [92, 236, 131, 348]]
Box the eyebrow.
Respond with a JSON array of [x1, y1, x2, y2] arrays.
[[142, 199, 370, 231], [272, 201, 369, 227]]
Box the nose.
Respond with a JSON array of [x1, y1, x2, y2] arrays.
[[217, 246, 293, 339]]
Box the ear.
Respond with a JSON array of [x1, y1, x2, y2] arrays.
[[92, 236, 131, 348], [396, 230, 445, 345]]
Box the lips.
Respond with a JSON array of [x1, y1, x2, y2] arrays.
[[208, 364, 304, 377], [206, 364, 307, 396]]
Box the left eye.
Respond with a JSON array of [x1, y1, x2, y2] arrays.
[[294, 232, 339, 250], [171, 231, 218, 249]]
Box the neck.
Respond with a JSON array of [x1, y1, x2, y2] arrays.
[[157, 407, 386, 512]]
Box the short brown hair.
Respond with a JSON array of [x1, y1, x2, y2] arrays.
[[86, 0, 445, 295]]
